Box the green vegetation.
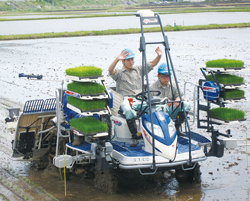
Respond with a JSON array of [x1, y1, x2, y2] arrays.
[[67, 96, 106, 111], [1, 0, 250, 13], [1, 22, 250, 40], [206, 73, 244, 85], [70, 117, 107, 134], [220, 89, 245, 100], [67, 82, 105, 95], [66, 66, 102, 77], [209, 107, 245, 121], [206, 59, 244, 68]]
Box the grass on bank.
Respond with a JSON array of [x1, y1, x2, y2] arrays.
[[206, 73, 244, 85], [206, 59, 244, 68], [67, 82, 105, 95], [209, 107, 245, 121], [1, 0, 250, 15], [66, 66, 102, 77], [1, 22, 250, 41], [67, 96, 106, 111], [70, 117, 108, 134], [1, 6, 250, 22], [220, 89, 245, 100]]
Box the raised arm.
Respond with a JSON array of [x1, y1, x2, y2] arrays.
[[150, 47, 163, 67], [109, 50, 128, 75]]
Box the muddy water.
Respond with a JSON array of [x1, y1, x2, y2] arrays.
[[1, 26, 250, 200], [27, 167, 204, 200]]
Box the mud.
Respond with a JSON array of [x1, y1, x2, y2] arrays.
[[0, 27, 250, 200]]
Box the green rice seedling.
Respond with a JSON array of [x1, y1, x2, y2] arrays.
[[67, 96, 106, 111], [206, 59, 244, 68], [66, 66, 102, 77], [209, 107, 245, 121], [206, 74, 244, 85], [67, 82, 105, 95], [220, 89, 245, 99], [70, 117, 108, 134]]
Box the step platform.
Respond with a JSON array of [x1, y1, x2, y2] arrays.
[[66, 135, 203, 157], [66, 141, 91, 154]]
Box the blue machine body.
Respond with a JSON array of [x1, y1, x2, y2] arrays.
[[141, 112, 177, 146], [202, 81, 220, 101]]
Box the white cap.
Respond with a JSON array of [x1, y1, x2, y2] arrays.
[[137, 10, 155, 17]]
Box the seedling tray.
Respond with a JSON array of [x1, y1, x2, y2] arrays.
[[222, 83, 248, 89], [65, 90, 108, 100], [72, 128, 108, 137], [67, 103, 109, 116], [209, 107, 245, 122], [66, 75, 105, 82], [67, 96, 106, 111], [209, 117, 246, 124], [66, 66, 103, 77], [205, 59, 244, 68], [206, 67, 246, 72], [70, 117, 108, 135], [219, 97, 248, 104]]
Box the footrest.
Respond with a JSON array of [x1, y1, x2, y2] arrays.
[[66, 141, 91, 153], [184, 131, 211, 146]]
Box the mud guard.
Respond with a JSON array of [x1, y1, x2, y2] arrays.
[[205, 130, 224, 158], [96, 155, 113, 171], [95, 142, 114, 171]]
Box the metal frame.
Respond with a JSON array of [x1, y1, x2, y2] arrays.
[[135, 11, 193, 168]]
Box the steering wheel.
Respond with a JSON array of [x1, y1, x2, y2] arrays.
[[135, 90, 161, 101]]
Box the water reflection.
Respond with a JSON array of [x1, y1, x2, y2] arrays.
[[0, 12, 250, 35]]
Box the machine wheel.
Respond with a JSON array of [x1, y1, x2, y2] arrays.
[[94, 167, 118, 194], [175, 163, 201, 184]]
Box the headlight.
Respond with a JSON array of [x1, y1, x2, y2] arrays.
[[145, 120, 164, 138]]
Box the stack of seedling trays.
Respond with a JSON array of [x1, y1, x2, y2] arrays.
[[205, 59, 247, 123], [65, 66, 109, 138]]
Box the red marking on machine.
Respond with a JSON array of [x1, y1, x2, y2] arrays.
[[143, 18, 158, 24], [203, 86, 216, 93]]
